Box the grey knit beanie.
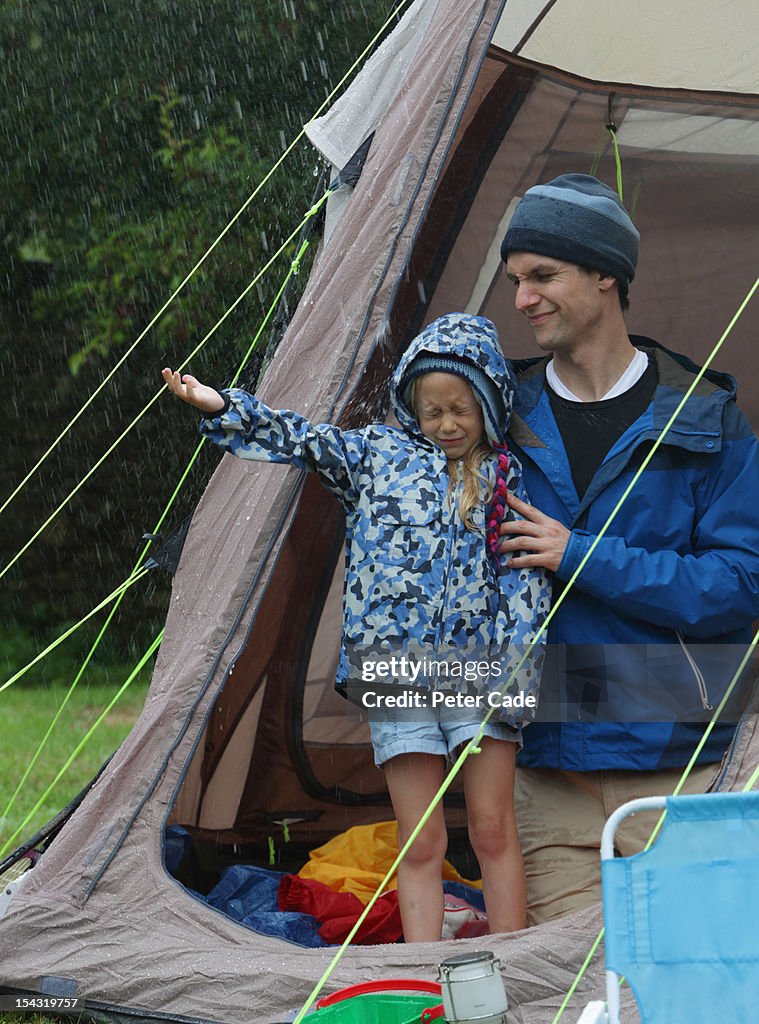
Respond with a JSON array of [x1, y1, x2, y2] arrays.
[[500, 173, 639, 286]]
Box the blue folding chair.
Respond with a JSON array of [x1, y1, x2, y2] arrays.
[[578, 790, 759, 1024]]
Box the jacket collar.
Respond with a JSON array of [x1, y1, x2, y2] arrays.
[[510, 335, 736, 448]]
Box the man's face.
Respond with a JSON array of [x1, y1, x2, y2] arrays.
[[505, 252, 606, 355]]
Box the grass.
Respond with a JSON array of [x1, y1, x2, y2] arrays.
[[0, 616, 157, 1024], [0, 655, 152, 1024], [0, 672, 151, 856]]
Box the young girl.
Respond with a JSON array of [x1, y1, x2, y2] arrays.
[[163, 312, 549, 939]]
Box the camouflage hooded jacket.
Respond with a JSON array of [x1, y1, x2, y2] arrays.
[[199, 314, 550, 725]]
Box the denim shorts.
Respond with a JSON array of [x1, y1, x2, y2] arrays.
[[369, 713, 521, 768]]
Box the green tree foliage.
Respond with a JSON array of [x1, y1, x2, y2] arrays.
[[0, 0, 393, 661]]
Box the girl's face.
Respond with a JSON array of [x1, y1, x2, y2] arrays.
[[414, 372, 485, 460]]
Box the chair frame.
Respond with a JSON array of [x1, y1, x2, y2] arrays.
[[599, 795, 668, 1024]]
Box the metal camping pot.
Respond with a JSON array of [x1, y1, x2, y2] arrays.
[[437, 950, 508, 1023]]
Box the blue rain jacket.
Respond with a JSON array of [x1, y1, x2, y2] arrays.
[[509, 338, 759, 770], [199, 314, 550, 725]]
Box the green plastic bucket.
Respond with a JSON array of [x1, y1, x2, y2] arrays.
[[308, 991, 445, 1023]]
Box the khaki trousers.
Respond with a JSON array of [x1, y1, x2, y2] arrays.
[[515, 763, 720, 926]]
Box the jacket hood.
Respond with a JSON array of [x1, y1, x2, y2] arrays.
[[390, 313, 513, 445]]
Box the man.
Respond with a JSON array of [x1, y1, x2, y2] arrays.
[[498, 173, 759, 924]]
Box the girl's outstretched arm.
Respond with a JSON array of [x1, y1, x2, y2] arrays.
[[197, 388, 367, 506], [162, 368, 225, 414]]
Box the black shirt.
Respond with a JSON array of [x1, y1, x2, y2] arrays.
[[547, 357, 658, 500]]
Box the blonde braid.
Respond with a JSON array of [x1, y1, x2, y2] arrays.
[[449, 441, 493, 532]]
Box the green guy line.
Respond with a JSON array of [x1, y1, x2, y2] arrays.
[[292, 734, 485, 1023], [0, 0, 413, 523], [1, 233, 313, 820], [0, 566, 152, 694], [0, 630, 163, 860], [743, 758, 759, 793], [0, 436, 203, 823], [557, 277, 757, 609], [608, 128, 624, 202], [546, 278, 758, 1023], [422, 282, 759, 742], [0, 190, 332, 585], [644, 626, 759, 848], [0, 599, 131, 824], [588, 124, 623, 202], [548, 623, 759, 1024], [292, 274, 759, 1024], [549, 931, 606, 1024]]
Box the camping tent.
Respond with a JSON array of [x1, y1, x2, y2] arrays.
[[2, 0, 758, 1021]]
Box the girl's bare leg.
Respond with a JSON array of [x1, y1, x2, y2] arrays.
[[463, 737, 526, 932], [383, 752, 447, 942]]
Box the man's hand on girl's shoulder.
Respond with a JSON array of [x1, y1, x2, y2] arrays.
[[499, 492, 570, 573]]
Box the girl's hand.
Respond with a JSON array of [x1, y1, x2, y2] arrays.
[[162, 368, 225, 414]]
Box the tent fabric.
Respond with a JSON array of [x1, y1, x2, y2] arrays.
[[494, 0, 759, 93], [2, 1, 759, 1022], [305, 0, 439, 242], [305, 0, 439, 170]]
